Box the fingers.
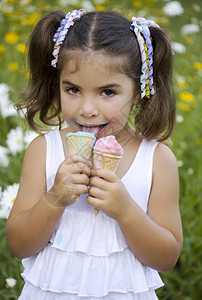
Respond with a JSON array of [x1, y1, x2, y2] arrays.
[[91, 168, 117, 182], [63, 154, 92, 176], [65, 154, 92, 168], [88, 184, 106, 200], [72, 173, 90, 185], [86, 195, 103, 210], [89, 175, 108, 192]]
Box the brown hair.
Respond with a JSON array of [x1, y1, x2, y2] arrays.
[[16, 10, 175, 141]]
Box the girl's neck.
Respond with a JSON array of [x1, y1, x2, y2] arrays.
[[115, 123, 139, 147]]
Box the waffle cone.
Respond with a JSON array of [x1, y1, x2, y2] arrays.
[[66, 133, 96, 202], [93, 150, 122, 215], [93, 150, 122, 171], [66, 135, 95, 159]]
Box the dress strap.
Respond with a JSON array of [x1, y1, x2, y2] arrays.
[[121, 139, 158, 212], [45, 130, 65, 191]]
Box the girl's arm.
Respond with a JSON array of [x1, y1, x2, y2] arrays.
[[88, 143, 183, 272], [6, 135, 91, 259], [6, 135, 64, 259]]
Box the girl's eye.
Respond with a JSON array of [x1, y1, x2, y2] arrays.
[[102, 89, 115, 97], [67, 87, 80, 95]]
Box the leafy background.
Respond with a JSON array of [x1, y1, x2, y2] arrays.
[[0, 0, 201, 299]]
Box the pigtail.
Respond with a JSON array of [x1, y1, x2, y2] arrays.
[[16, 11, 65, 132], [134, 27, 175, 142]]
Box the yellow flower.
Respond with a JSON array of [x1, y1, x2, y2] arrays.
[[16, 43, 26, 53], [95, 5, 106, 11], [21, 13, 40, 26], [185, 36, 192, 44], [157, 17, 169, 27], [7, 0, 17, 3], [19, 67, 29, 78], [5, 32, 19, 45], [0, 44, 5, 54], [179, 92, 195, 102], [178, 102, 191, 112], [29, 12, 40, 25], [8, 62, 19, 71], [133, 1, 143, 8], [194, 62, 202, 70], [177, 79, 188, 88]]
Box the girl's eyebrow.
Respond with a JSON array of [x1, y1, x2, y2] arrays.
[[98, 83, 121, 89], [62, 80, 80, 88], [62, 80, 121, 90]]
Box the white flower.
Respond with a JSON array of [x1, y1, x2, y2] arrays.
[[24, 130, 38, 147], [187, 168, 194, 175], [0, 183, 19, 219], [192, 4, 200, 12], [0, 1, 14, 13], [20, 0, 31, 5], [177, 160, 183, 167], [176, 115, 184, 123], [0, 83, 17, 118], [172, 42, 186, 53], [82, 0, 95, 11], [198, 70, 202, 77], [0, 146, 9, 167], [176, 75, 186, 81], [6, 278, 17, 288], [6, 127, 24, 155], [181, 24, 200, 35], [163, 1, 184, 16]]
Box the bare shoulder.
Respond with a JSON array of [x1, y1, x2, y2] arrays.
[[153, 142, 178, 174], [152, 142, 179, 200], [7, 134, 47, 220], [23, 133, 46, 162], [19, 133, 47, 180]]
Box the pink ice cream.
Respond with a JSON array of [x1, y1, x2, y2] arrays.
[[93, 135, 124, 155]]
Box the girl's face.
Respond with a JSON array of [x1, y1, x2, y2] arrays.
[[60, 53, 137, 139]]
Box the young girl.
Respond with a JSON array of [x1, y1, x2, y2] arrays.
[[7, 9, 183, 299]]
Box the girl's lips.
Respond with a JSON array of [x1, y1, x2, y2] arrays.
[[76, 122, 109, 137]]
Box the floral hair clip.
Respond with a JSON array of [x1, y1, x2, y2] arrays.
[[130, 17, 160, 99], [51, 9, 86, 67]]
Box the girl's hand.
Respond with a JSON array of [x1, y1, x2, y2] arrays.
[[48, 154, 92, 207], [87, 169, 132, 219]]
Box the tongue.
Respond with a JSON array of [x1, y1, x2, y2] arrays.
[[82, 126, 100, 136]]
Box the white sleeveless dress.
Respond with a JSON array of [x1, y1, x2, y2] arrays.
[[19, 130, 164, 299]]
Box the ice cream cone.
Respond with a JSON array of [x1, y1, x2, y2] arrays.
[[93, 150, 122, 171], [66, 132, 96, 159], [93, 149, 123, 215], [66, 132, 96, 201]]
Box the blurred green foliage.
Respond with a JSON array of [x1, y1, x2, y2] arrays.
[[0, 0, 202, 299]]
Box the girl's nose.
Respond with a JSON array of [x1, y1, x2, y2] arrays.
[[80, 98, 98, 118]]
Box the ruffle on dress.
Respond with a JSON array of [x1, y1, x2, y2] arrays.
[[22, 244, 163, 297], [21, 209, 163, 297], [19, 281, 159, 300], [50, 209, 127, 256]]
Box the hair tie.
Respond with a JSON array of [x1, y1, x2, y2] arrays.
[[130, 17, 159, 99], [51, 9, 86, 67]]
